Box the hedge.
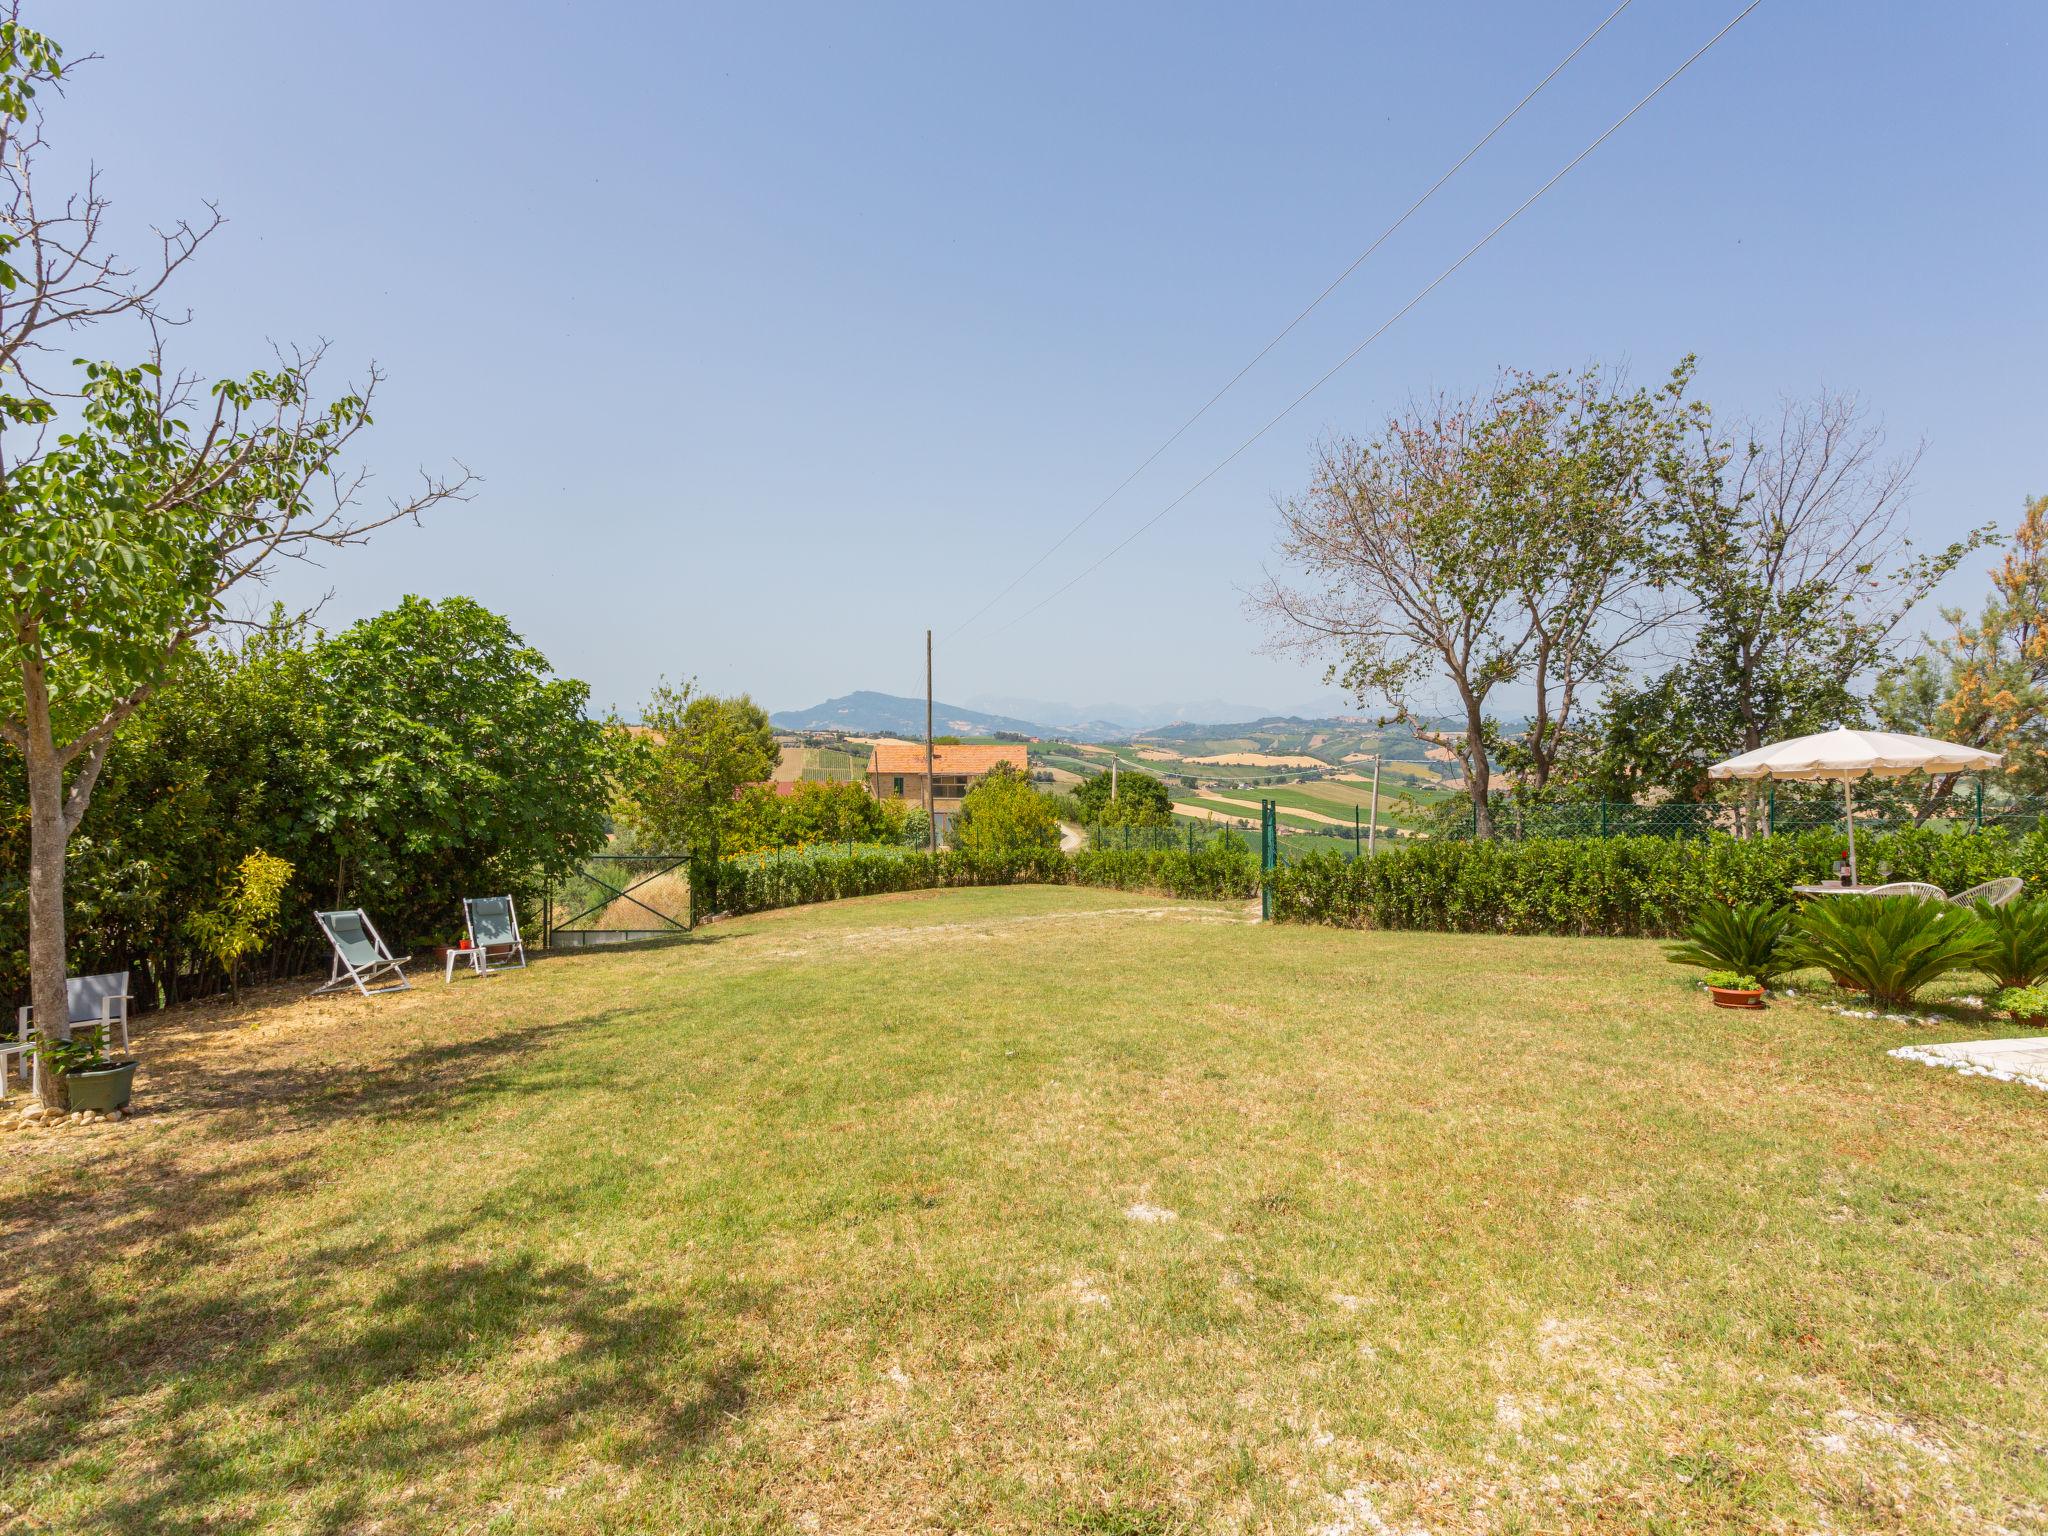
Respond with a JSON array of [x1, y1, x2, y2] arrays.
[[1266, 825, 2048, 938], [712, 836, 1257, 918]]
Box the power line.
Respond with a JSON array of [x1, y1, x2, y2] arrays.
[[941, 0, 1639, 641], [984, 0, 1765, 639]]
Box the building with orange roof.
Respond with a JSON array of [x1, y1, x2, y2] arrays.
[[865, 741, 1029, 837]]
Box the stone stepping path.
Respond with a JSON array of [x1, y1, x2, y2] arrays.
[[1889, 1036, 2048, 1092]]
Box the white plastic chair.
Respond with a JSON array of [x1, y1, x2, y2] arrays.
[[1860, 881, 1947, 901]]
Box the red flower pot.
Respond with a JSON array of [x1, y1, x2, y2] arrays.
[[1708, 985, 1766, 1010]]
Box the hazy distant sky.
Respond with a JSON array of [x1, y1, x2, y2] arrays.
[[56, 2, 2048, 717]]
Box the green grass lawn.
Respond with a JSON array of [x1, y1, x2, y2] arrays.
[[6, 886, 2047, 1533]]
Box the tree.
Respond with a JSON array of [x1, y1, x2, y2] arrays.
[[1485, 365, 1701, 794], [951, 762, 1059, 855], [1256, 364, 1696, 836], [778, 779, 905, 847], [1072, 766, 1172, 827], [0, 15, 469, 1096], [1595, 391, 1987, 821], [724, 779, 910, 854], [0, 611, 326, 1005], [620, 685, 776, 913], [185, 850, 293, 1001], [1877, 493, 2048, 810], [313, 597, 615, 940]]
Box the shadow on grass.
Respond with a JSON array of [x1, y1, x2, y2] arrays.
[[0, 995, 761, 1531], [4, 1242, 757, 1534]]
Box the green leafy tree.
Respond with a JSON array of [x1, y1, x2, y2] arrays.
[[1073, 767, 1172, 827], [621, 685, 777, 912], [724, 783, 788, 855], [1877, 493, 2048, 810], [0, 612, 325, 1004], [951, 762, 1060, 854], [779, 780, 905, 846], [1258, 364, 1699, 836], [1598, 391, 1989, 820], [313, 597, 613, 940], [724, 780, 909, 855], [0, 18, 468, 1095], [186, 850, 294, 1000]]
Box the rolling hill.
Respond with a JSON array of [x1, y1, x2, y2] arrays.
[[769, 692, 1049, 738]]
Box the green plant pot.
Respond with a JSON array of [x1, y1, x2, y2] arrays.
[[62, 1060, 136, 1113]]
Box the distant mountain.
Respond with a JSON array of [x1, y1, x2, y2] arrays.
[[967, 693, 1350, 734], [770, 691, 1059, 738]]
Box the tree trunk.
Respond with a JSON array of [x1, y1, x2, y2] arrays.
[[20, 660, 72, 1109], [1463, 698, 1496, 841]]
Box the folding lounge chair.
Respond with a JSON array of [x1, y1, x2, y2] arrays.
[[7, 971, 131, 1099], [455, 895, 527, 980], [315, 909, 412, 996]]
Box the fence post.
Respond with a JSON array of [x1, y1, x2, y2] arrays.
[[1259, 799, 1275, 921], [1599, 800, 1608, 838], [1767, 783, 1776, 837], [1352, 805, 1361, 862], [1976, 777, 1984, 830]]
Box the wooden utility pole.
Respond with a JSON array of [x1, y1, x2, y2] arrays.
[[1367, 754, 1381, 856], [926, 629, 937, 852]]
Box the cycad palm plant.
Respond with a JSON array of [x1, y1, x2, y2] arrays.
[[1664, 901, 1796, 985], [1789, 896, 1993, 1007], [1969, 898, 2048, 989]]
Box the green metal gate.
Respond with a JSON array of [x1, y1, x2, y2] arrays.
[[545, 853, 692, 948]]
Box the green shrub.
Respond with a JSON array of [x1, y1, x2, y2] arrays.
[[1664, 902, 1795, 984], [707, 835, 1256, 920], [953, 764, 1061, 855], [1266, 826, 2048, 940], [1787, 896, 1993, 1007], [1702, 970, 1760, 989], [1969, 898, 2048, 988], [186, 850, 295, 1000], [1993, 984, 2048, 1023]]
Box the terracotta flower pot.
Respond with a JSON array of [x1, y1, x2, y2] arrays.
[[1708, 985, 1766, 1010]]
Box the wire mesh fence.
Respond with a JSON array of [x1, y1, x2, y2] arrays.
[[1446, 790, 2048, 842], [1086, 822, 1251, 852]]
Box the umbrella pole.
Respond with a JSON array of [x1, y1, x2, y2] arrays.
[[1843, 778, 1858, 886]]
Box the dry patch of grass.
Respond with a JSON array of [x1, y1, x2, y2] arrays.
[[4, 885, 2047, 1533]]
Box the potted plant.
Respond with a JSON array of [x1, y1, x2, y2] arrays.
[[1664, 901, 1794, 999], [1703, 971, 1766, 1009], [34, 1024, 137, 1113], [1995, 984, 2048, 1028]]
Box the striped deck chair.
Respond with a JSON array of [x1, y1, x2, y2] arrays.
[[315, 909, 412, 996]]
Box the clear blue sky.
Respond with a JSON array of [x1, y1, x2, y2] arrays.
[[59, 1, 2048, 720]]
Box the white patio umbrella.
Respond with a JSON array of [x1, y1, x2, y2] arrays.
[[1706, 728, 2004, 885]]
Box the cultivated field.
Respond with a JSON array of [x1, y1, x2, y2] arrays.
[[4, 887, 2043, 1533]]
